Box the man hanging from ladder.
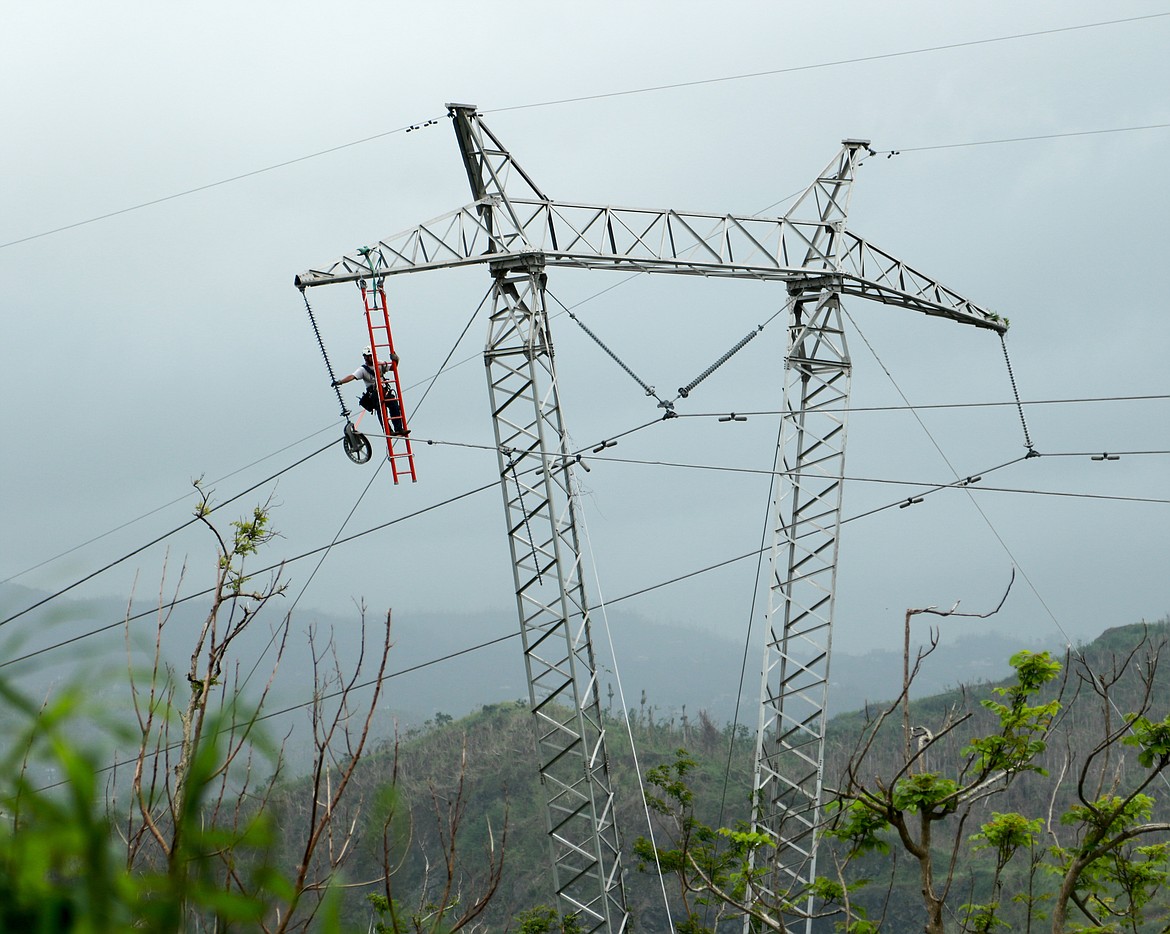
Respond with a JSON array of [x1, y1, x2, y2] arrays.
[[334, 347, 407, 436]]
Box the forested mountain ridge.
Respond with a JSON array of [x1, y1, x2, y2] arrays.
[[0, 580, 1069, 725], [291, 618, 1170, 932], [3, 569, 1167, 929]]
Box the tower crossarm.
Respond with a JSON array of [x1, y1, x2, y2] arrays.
[[295, 200, 1005, 333], [294, 200, 501, 286], [835, 230, 1005, 332]]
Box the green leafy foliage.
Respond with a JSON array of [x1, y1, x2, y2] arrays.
[[633, 628, 1170, 932], [824, 798, 892, 856], [512, 904, 584, 933], [6, 554, 1170, 934], [0, 496, 398, 933], [972, 811, 1044, 869], [1125, 713, 1170, 769], [891, 772, 961, 816], [962, 650, 1061, 776], [635, 749, 746, 895], [0, 684, 138, 931], [0, 675, 303, 932]]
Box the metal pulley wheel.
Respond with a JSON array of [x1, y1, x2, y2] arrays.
[[343, 422, 372, 464]]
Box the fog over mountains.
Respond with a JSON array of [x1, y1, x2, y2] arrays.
[[0, 582, 1071, 732]]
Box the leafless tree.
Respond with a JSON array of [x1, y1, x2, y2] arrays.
[[1046, 628, 1170, 932], [901, 569, 1015, 760], [118, 484, 394, 932], [368, 734, 507, 933]]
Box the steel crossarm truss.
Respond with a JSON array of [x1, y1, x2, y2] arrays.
[[295, 205, 1004, 334], [485, 257, 628, 934], [294, 105, 1004, 336]]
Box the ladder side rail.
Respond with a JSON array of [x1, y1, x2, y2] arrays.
[[360, 284, 397, 472], [361, 282, 416, 483], [375, 283, 416, 482]]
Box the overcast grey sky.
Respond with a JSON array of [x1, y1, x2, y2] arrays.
[[3, 2, 1168, 710]]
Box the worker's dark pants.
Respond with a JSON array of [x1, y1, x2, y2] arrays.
[[360, 385, 405, 435]]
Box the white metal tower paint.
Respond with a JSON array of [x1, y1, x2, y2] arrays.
[[483, 255, 628, 933], [748, 141, 867, 923], [295, 104, 1006, 932]]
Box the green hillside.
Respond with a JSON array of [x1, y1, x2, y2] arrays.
[[272, 618, 1170, 932], [3, 606, 1166, 931]]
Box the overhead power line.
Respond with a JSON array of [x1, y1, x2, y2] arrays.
[[4, 13, 1168, 251], [0, 478, 502, 670], [0, 424, 339, 587], [40, 627, 522, 795], [8, 395, 1165, 635], [487, 13, 1170, 114], [0, 117, 446, 250], [8, 381, 1164, 625], [0, 439, 339, 630], [8, 430, 1166, 672], [670, 392, 1170, 417], [45, 448, 1166, 797], [0, 452, 1024, 668], [585, 452, 1170, 500], [881, 122, 1170, 156]]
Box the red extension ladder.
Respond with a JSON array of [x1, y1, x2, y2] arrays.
[[360, 281, 416, 484]]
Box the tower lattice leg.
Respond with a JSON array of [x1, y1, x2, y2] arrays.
[[484, 256, 628, 934], [750, 288, 851, 931]]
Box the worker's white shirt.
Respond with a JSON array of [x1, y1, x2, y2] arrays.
[[351, 362, 390, 386]]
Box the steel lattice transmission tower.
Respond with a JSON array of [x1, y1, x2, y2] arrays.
[[750, 141, 866, 918], [483, 256, 628, 932], [295, 104, 1007, 933]]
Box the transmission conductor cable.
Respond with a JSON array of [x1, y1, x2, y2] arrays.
[[576, 501, 677, 934]]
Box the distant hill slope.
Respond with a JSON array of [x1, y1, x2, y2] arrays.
[[0, 582, 1057, 727], [4, 579, 1168, 929], [278, 619, 1170, 932]]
